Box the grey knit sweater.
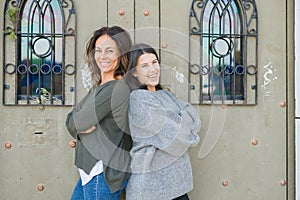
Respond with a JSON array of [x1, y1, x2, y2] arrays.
[[126, 89, 200, 200]]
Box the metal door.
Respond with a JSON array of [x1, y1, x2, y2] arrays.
[[159, 0, 291, 199]]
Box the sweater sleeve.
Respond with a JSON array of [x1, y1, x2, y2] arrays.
[[129, 90, 200, 158], [65, 90, 92, 139], [65, 83, 115, 136], [162, 97, 200, 155]]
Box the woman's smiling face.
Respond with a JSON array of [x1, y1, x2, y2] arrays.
[[134, 53, 160, 91], [94, 34, 120, 75]]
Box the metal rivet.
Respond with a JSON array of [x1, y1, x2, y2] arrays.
[[251, 139, 258, 146], [4, 141, 12, 149], [279, 101, 286, 107], [37, 184, 45, 191], [280, 179, 286, 186], [118, 9, 125, 16], [144, 10, 150, 16], [222, 180, 229, 186], [69, 140, 76, 148], [161, 42, 167, 49]]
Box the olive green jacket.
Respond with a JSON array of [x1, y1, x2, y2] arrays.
[[65, 80, 132, 193]]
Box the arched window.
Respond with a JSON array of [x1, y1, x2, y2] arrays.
[[3, 0, 76, 105], [189, 0, 258, 105]]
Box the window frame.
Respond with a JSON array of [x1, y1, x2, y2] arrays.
[[189, 0, 258, 105], [3, 0, 76, 106]]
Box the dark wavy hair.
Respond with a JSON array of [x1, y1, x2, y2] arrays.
[[85, 26, 132, 87], [124, 43, 162, 91]]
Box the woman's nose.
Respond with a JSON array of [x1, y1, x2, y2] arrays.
[[97, 51, 107, 59], [100, 52, 107, 59], [149, 64, 159, 71]]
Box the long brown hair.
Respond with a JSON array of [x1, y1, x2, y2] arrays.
[[124, 43, 163, 91], [85, 26, 132, 87]]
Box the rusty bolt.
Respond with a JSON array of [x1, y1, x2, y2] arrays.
[[144, 10, 150, 16], [37, 183, 45, 191], [118, 9, 125, 16], [279, 101, 286, 108], [161, 42, 167, 49], [69, 140, 76, 148], [280, 179, 287, 186], [222, 180, 229, 186], [4, 141, 12, 149], [251, 139, 258, 146]]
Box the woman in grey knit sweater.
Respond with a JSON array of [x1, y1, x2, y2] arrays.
[[124, 43, 201, 200]]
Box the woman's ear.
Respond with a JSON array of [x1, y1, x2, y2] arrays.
[[133, 72, 137, 77]]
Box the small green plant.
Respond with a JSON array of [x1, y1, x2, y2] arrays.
[[36, 88, 51, 104], [5, 7, 19, 40]]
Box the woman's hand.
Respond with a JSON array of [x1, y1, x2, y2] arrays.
[[80, 125, 96, 134]]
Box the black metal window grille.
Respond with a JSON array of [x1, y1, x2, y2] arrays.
[[189, 0, 258, 105], [3, 0, 76, 105]]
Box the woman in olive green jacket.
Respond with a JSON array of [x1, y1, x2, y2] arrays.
[[65, 26, 132, 200]]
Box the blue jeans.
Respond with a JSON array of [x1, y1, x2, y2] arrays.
[[71, 173, 127, 200]]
